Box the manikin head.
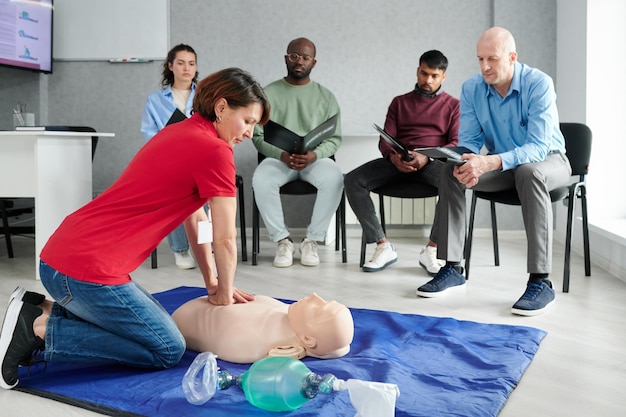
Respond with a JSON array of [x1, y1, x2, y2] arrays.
[[287, 293, 354, 359]]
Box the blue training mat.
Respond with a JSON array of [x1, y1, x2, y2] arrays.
[[17, 286, 546, 417]]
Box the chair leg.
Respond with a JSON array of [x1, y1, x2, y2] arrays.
[[252, 192, 259, 266], [237, 176, 247, 262], [490, 201, 500, 266], [580, 185, 591, 276], [335, 203, 340, 252], [563, 188, 577, 293], [378, 194, 387, 235], [464, 192, 478, 280], [360, 230, 368, 267], [151, 248, 157, 269], [0, 200, 15, 258], [340, 192, 347, 263]]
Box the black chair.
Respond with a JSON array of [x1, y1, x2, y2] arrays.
[[0, 199, 34, 258], [360, 182, 439, 266], [150, 174, 248, 268], [464, 122, 592, 293], [252, 155, 347, 266], [1, 126, 98, 258]]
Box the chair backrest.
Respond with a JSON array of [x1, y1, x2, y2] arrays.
[[560, 122, 592, 176]]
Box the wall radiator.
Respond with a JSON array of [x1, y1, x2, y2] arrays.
[[345, 195, 437, 226]]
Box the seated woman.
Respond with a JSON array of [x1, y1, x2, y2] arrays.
[[172, 293, 354, 364]]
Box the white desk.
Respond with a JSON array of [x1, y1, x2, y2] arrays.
[[0, 130, 115, 278]]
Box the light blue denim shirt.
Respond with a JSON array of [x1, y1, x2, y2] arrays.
[[458, 61, 565, 171], [140, 83, 196, 141]]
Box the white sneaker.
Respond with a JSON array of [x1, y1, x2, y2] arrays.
[[299, 238, 320, 267], [363, 242, 397, 272], [273, 238, 295, 268], [174, 250, 196, 270], [419, 245, 445, 276]]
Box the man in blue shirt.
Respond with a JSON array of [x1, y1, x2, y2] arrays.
[[416, 27, 572, 316]]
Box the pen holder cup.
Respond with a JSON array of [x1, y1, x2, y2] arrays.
[[13, 112, 35, 128]]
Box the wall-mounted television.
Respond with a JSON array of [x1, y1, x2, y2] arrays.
[[0, 0, 53, 74]]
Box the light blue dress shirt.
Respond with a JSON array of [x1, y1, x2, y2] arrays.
[[458, 61, 565, 171], [140, 83, 196, 141]]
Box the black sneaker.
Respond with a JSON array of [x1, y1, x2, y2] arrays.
[[416, 265, 466, 298], [7, 287, 47, 368], [0, 299, 44, 389], [511, 279, 555, 316], [9, 286, 46, 306]]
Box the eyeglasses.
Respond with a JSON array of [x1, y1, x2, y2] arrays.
[[286, 53, 314, 63]]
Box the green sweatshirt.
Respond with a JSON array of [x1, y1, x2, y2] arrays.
[[252, 78, 342, 160]]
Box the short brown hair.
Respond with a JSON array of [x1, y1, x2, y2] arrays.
[[193, 68, 270, 125]]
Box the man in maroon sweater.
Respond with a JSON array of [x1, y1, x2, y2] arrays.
[[344, 50, 460, 274]]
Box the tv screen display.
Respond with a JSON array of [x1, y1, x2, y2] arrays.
[[0, 0, 53, 74]]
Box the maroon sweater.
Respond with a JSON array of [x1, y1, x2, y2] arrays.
[[379, 89, 460, 158]]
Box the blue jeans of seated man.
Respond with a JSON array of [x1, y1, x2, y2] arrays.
[[344, 157, 444, 244], [167, 223, 189, 253], [252, 157, 344, 243], [39, 261, 186, 368], [166, 204, 210, 253]]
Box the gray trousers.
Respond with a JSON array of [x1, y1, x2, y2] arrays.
[[344, 158, 444, 244], [436, 152, 572, 273]]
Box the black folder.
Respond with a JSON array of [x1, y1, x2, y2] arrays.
[[413, 147, 471, 165], [166, 108, 187, 126], [372, 123, 413, 162], [373, 123, 469, 165], [264, 113, 338, 154]]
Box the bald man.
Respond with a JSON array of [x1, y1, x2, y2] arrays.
[[416, 27, 572, 316]]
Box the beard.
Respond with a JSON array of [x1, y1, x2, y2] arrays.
[[287, 64, 312, 80], [417, 83, 433, 93]]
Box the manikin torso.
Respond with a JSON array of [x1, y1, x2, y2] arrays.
[[172, 295, 302, 363]]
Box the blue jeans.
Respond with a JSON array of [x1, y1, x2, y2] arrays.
[[39, 261, 186, 368], [166, 204, 210, 253], [167, 223, 189, 253]]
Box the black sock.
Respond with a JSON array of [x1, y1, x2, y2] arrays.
[[445, 261, 463, 274], [529, 273, 549, 284]]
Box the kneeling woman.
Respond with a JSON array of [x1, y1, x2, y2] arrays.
[[0, 68, 270, 389]]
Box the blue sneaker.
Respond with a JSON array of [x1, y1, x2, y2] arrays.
[[416, 265, 465, 298], [511, 279, 555, 316]]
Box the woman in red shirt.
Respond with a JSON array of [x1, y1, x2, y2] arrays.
[[1, 68, 270, 389]]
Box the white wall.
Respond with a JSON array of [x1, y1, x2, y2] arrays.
[[556, 0, 626, 281], [586, 0, 626, 220]]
